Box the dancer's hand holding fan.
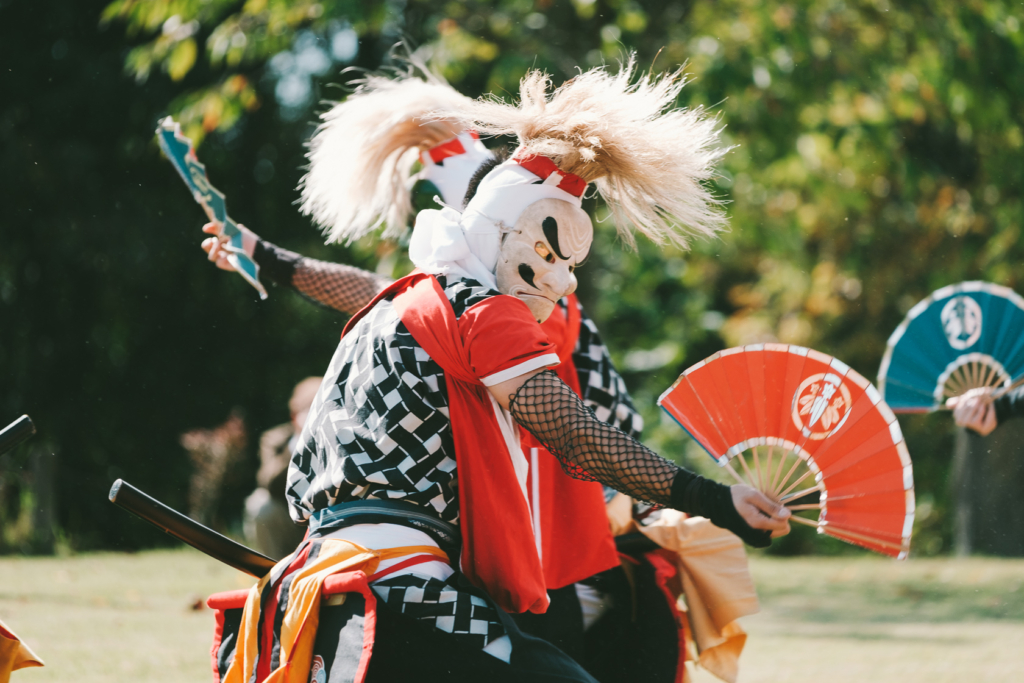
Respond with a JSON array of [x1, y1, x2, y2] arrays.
[[948, 387, 1000, 436], [659, 344, 915, 559]]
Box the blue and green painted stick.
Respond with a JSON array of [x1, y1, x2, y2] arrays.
[[156, 117, 268, 299]]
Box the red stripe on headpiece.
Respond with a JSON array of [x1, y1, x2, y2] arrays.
[[512, 153, 587, 198], [425, 136, 467, 164]]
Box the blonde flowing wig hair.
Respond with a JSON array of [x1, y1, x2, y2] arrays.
[[299, 67, 476, 243], [450, 56, 729, 249]]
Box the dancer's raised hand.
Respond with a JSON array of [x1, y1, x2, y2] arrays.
[[200, 222, 258, 272]]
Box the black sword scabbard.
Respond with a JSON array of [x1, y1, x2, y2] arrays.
[[109, 479, 278, 578]]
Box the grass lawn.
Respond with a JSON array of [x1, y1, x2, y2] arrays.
[[1, 548, 1022, 682], [0, 549, 250, 683], [701, 554, 1024, 683]]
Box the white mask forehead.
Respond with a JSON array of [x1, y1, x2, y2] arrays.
[[463, 160, 584, 234], [512, 199, 593, 262], [458, 154, 588, 274]]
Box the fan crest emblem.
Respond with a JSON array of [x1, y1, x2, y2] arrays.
[[940, 295, 983, 350], [309, 655, 326, 683], [792, 372, 853, 440]]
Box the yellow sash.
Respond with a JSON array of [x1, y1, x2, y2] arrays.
[[224, 540, 448, 683]]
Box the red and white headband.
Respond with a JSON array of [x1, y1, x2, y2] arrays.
[[416, 131, 493, 210]]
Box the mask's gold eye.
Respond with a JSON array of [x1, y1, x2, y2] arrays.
[[534, 241, 555, 264]]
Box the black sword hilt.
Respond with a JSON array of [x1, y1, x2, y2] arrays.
[[0, 415, 36, 457]]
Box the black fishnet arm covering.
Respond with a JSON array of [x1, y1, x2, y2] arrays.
[[509, 371, 772, 547], [254, 239, 392, 315], [292, 258, 391, 316], [510, 371, 678, 505]]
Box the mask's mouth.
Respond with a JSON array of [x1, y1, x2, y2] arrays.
[[519, 291, 559, 303], [508, 285, 560, 305]]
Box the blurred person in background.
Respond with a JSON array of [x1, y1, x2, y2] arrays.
[[243, 376, 321, 559], [946, 384, 1024, 556]]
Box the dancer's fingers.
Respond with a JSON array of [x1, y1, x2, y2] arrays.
[[207, 239, 222, 262], [749, 489, 791, 521], [202, 237, 237, 272], [732, 485, 791, 535], [977, 403, 998, 437], [966, 400, 988, 428], [751, 491, 793, 538], [953, 395, 981, 426]]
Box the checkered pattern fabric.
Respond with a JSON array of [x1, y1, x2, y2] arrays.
[[372, 572, 507, 650], [286, 275, 497, 525], [262, 247, 643, 443], [568, 299, 644, 440]]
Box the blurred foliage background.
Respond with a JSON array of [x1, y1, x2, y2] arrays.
[[2, 0, 1022, 555]]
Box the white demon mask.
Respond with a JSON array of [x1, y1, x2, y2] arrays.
[[408, 153, 592, 322], [496, 198, 592, 322]]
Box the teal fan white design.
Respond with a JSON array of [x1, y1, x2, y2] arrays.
[[878, 281, 1024, 413]]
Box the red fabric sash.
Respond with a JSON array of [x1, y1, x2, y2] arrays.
[[645, 550, 688, 683], [524, 295, 619, 589], [342, 273, 550, 615]]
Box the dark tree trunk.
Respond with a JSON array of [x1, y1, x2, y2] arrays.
[[31, 450, 57, 554], [951, 417, 1024, 556]]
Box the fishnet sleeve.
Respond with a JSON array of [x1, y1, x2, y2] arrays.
[[292, 258, 391, 315], [509, 370, 680, 506], [253, 239, 391, 315], [509, 371, 772, 547]]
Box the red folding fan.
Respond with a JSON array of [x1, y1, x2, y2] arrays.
[[658, 344, 915, 558]]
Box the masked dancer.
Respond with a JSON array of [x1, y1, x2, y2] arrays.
[[211, 60, 789, 683]]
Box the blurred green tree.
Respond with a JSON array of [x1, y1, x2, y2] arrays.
[[100, 0, 1024, 556], [5, 0, 1021, 553]]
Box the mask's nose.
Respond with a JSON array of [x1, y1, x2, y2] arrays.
[[536, 264, 577, 299]]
